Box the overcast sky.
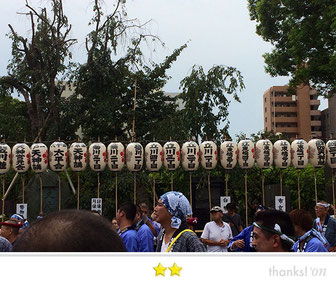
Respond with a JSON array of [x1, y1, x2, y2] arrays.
[[0, 0, 327, 141]]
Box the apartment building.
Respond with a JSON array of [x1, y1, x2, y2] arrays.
[[263, 85, 322, 141], [321, 95, 336, 141]]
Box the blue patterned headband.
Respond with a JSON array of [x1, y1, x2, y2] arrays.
[[160, 191, 192, 229]]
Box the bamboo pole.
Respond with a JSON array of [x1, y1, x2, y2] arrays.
[[245, 170, 248, 227], [134, 172, 136, 204], [261, 170, 265, 206], [115, 172, 118, 216], [189, 172, 192, 208], [39, 174, 43, 215], [77, 173, 80, 210], [2, 172, 19, 201], [153, 173, 156, 210], [97, 172, 100, 199], [332, 169, 335, 210], [314, 168, 318, 204], [58, 173, 61, 211], [171, 174, 173, 191], [297, 169, 301, 209], [280, 169, 283, 196], [208, 171, 211, 221], [1, 175, 5, 222], [225, 171, 229, 196], [22, 175, 25, 203]]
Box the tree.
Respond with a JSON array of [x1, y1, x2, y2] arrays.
[[0, 0, 76, 140], [178, 65, 245, 142], [248, 0, 336, 97]]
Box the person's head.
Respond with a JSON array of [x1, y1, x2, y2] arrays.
[[315, 201, 330, 218], [252, 209, 295, 252], [13, 209, 126, 252], [153, 191, 192, 229], [134, 204, 142, 224], [0, 219, 22, 244], [289, 209, 313, 237], [226, 203, 236, 213], [111, 217, 119, 231], [210, 206, 224, 222], [116, 203, 137, 226], [140, 202, 150, 216]]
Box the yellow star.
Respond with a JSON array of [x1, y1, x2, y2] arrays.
[[153, 263, 167, 277], [169, 263, 182, 276]]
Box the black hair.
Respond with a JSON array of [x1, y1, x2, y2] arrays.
[[13, 209, 126, 252], [289, 209, 313, 232], [118, 203, 137, 222]]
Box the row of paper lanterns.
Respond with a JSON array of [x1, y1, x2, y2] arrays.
[[0, 138, 335, 174]]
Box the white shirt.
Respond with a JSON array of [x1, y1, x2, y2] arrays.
[[201, 221, 232, 252]]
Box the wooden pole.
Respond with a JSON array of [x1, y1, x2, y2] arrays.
[[153, 173, 156, 210], [189, 172, 192, 208], [97, 172, 100, 199], [280, 169, 283, 196], [39, 174, 43, 215], [245, 170, 248, 227], [22, 175, 25, 203], [77, 173, 80, 210], [208, 171, 211, 221], [134, 172, 136, 204], [297, 169, 301, 209], [225, 171, 229, 196], [115, 172, 118, 216], [171, 174, 173, 191], [261, 170, 265, 206], [58, 173, 61, 211], [314, 168, 318, 204], [1, 175, 5, 222], [332, 169, 335, 210]]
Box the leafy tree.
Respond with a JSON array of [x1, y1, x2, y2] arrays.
[[248, 0, 336, 96], [0, 0, 76, 140]]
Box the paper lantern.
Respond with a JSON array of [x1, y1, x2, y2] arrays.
[[30, 143, 48, 173], [12, 143, 30, 173], [89, 142, 106, 172], [49, 142, 68, 172], [0, 144, 11, 174], [291, 139, 308, 169], [220, 141, 237, 169], [326, 140, 336, 168], [308, 139, 326, 168], [255, 139, 273, 169], [107, 142, 125, 171], [200, 141, 217, 170], [126, 143, 144, 172], [273, 140, 291, 169], [181, 141, 199, 171], [145, 142, 163, 172], [238, 140, 255, 169], [163, 141, 180, 171], [69, 142, 88, 172]]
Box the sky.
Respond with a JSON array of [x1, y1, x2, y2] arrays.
[[0, 0, 327, 141]]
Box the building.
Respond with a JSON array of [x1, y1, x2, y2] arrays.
[[321, 95, 336, 141], [263, 85, 322, 141]]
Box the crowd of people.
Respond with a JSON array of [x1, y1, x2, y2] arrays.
[[0, 191, 335, 253]]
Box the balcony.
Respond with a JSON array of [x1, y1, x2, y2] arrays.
[[311, 131, 322, 138], [310, 120, 321, 127], [310, 100, 320, 106], [310, 110, 321, 116], [274, 127, 298, 133], [272, 117, 297, 123], [274, 96, 294, 103]]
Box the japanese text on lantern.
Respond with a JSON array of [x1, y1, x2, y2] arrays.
[[296, 141, 305, 166], [329, 141, 336, 165], [280, 141, 289, 167], [92, 145, 102, 170], [203, 143, 214, 168], [316, 140, 325, 166], [0, 145, 9, 170], [53, 149, 65, 170], [134, 144, 142, 170], [109, 145, 120, 169], [186, 143, 197, 169], [149, 143, 159, 169], [165, 143, 177, 169], [226, 143, 234, 168], [74, 147, 84, 169], [263, 140, 271, 167], [242, 141, 249, 167]]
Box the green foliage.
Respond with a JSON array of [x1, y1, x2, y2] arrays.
[[248, 0, 336, 96]]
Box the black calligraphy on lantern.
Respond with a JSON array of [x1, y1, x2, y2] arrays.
[[134, 144, 143, 170], [92, 145, 102, 170], [73, 146, 84, 169], [328, 141, 336, 165], [242, 141, 250, 167], [296, 141, 305, 166], [0, 145, 9, 170], [186, 143, 197, 169], [109, 145, 120, 170], [52, 148, 65, 170], [315, 140, 325, 166], [165, 143, 177, 169], [149, 144, 159, 170], [280, 141, 289, 167], [263, 141, 271, 167], [225, 143, 234, 168], [31, 147, 42, 171], [203, 143, 214, 168], [14, 145, 27, 171]]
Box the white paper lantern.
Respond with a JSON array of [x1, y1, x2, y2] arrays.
[[163, 141, 180, 171], [255, 139, 273, 169], [126, 143, 144, 172], [326, 140, 336, 168], [107, 142, 125, 171], [69, 142, 88, 172], [12, 143, 30, 173], [0, 144, 11, 174], [238, 140, 255, 169], [200, 141, 217, 170], [220, 141, 237, 169], [308, 139, 326, 168], [89, 142, 106, 172], [273, 140, 291, 169], [30, 143, 48, 173], [181, 141, 199, 171], [49, 142, 68, 172], [291, 139, 308, 169], [145, 142, 163, 172]]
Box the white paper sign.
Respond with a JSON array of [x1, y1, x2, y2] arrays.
[[220, 196, 231, 213], [275, 196, 286, 212], [16, 203, 28, 219], [91, 198, 102, 215]]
